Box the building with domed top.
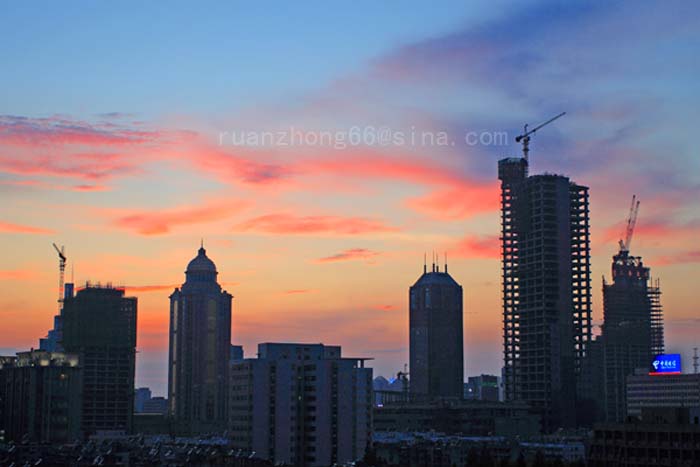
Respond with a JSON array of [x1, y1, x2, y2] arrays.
[[168, 244, 232, 434]]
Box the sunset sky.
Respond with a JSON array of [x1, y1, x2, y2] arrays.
[[1, 2, 699, 396]]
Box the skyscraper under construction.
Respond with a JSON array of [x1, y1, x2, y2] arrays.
[[596, 198, 664, 422], [498, 156, 592, 431]]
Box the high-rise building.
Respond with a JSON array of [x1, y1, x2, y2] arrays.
[[168, 245, 232, 435], [597, 249, 664, 421], [229, 343, 373, 467], [0, 350, 82, 443], [498, 156, 592, 431], [409, 261, 464, 401], [61, 284, 137, 436]]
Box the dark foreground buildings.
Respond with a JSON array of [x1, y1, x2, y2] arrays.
[[0, 350, 82, 443], [409, 261, 464, 401], [61, 284, 137, 437], [589, 407, 700, 467], [498, 156, 592, 431], [168, 245, 232, 435]]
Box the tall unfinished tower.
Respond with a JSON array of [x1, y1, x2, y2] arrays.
[[498, 156, 592, 431], [597, 199, 664, 422]]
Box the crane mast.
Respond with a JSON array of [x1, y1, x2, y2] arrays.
[[52, 243, 66, 309], [515, 111, 566, 161]]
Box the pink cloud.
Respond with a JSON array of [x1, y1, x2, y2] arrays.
[[0, 221, 55, 235], [283, 289, 317, 295], [107, 199, 249, 235], [315, 248, 381, 263], [235, 213, 398, 236], [372, 304, 397, 311], [0, 115, 160, 147]]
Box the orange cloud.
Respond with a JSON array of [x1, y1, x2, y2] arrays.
[[300, 151, 498, 219], [372, 304, 397, 311], [283, 289, 317, 295], [653, 250, 700, 266], [315, 248, 381, 263], [0, 269, 36, 280], [235, 213, 398, 236], [125, 284, 179, 293], [0, 221, 54, 234], [108, 199, 249, 235], [451, 234, 500, 259]]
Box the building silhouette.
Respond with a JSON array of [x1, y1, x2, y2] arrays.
[[498, 157, 592, 431], [596, 249, 664, 422], [409, 260, 464, 400], [61, 284, 137, 436], [0, 350, 82, 443], [168, 245, 232, 435], [229, 343, 372, 467]]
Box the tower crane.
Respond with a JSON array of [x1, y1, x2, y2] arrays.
[[52, 243, 66, 309], [618, 195, 640, 253], [515, 111, 566, 161]]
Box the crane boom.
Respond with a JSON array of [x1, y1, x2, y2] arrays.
[[618, 195, 640, 252], [515, 111, 566, 161]]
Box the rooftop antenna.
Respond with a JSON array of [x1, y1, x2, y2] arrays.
[[423, 253, 427, 274], [694, 348, 699, 374], [444, 252, 448, 273], [515, 111, 566, 162]]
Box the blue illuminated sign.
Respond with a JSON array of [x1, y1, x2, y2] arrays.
[[649, 354, 682, 375]]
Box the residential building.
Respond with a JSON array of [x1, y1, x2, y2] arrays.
[[229, 343, 372, 467]]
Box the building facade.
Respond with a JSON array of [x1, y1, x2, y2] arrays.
[[0, 350, 82, 443], [627, 373, 700, 419], [498, 156, 592, 431], [409, 263, 463, 401], [229, 343, 372, 467], [168, 245, 232, 435], [61, 284, 137, 437]]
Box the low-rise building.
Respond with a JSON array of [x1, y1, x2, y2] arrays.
[[374, 399, 539, 437], [627, 373, 700, 418]]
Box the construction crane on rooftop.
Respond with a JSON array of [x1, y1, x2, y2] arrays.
[[619, 195, 640, 253], [515, 111, 566, 161], [52, 243, 66, 309]]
